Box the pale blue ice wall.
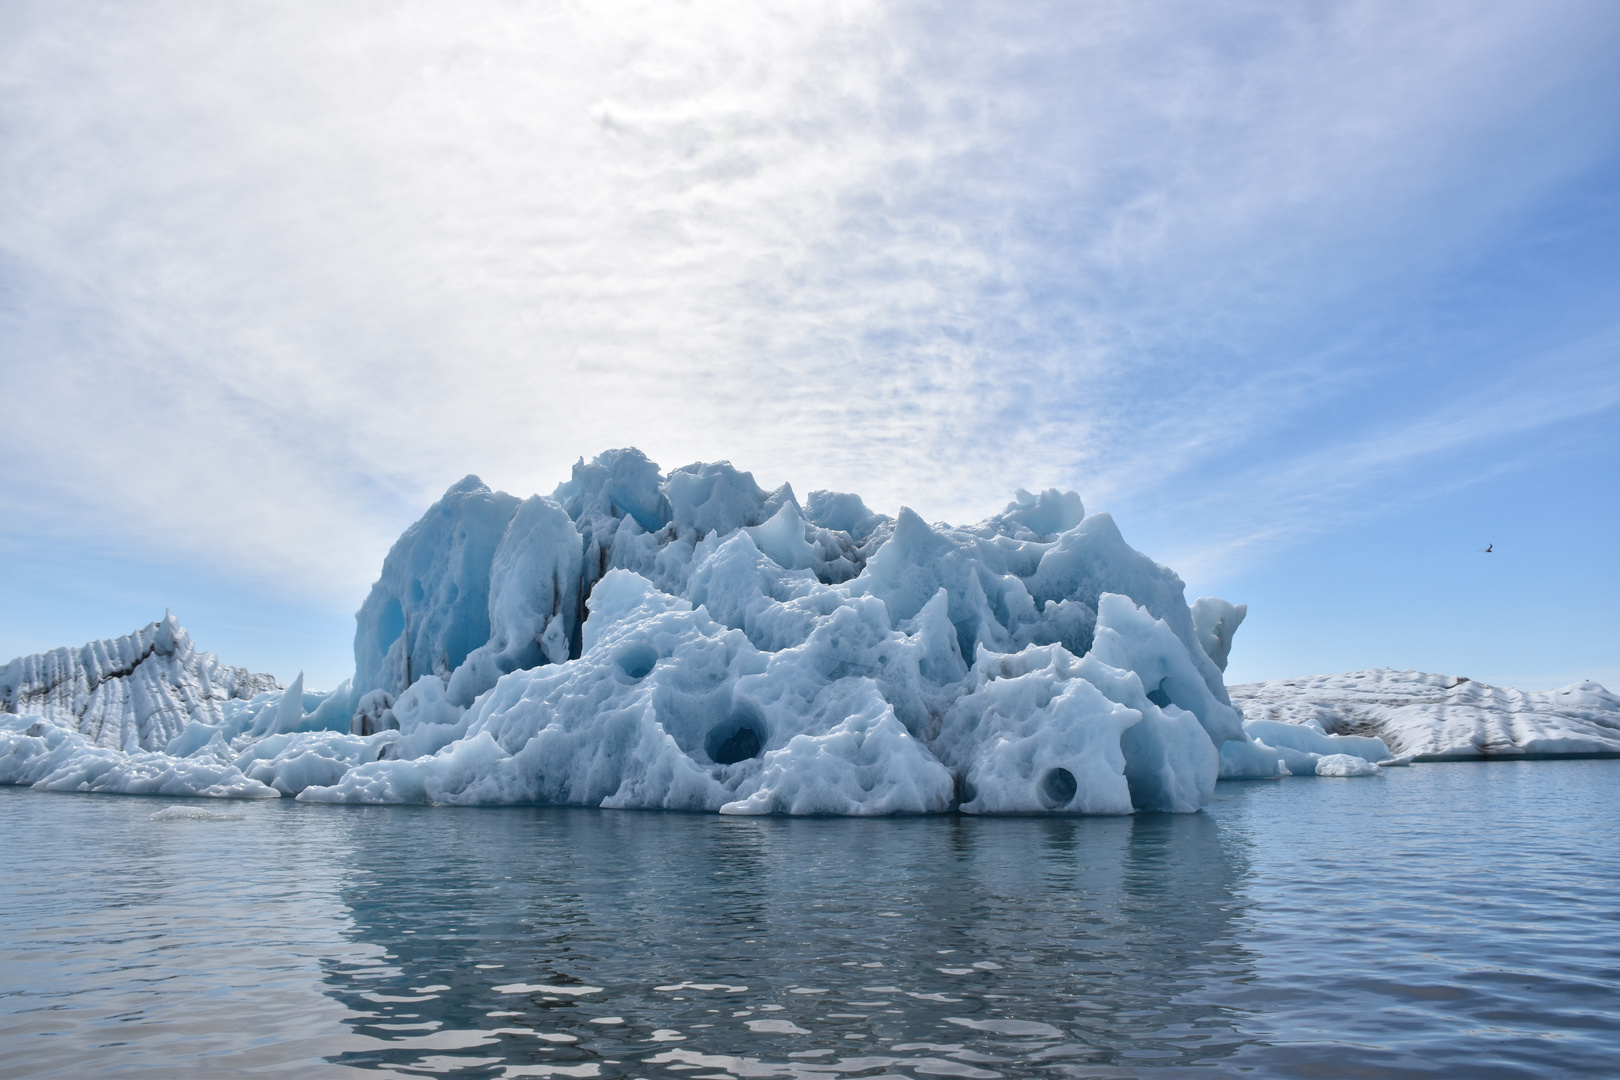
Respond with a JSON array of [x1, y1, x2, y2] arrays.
[[353, 450, 1234, 716], [353, 476, 522, 702], [325, 448, 1253, 814]]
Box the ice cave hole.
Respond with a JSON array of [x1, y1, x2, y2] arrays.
[[1041, 767, 1078, 807], [615, 643, 659, 681], [706, 711, 767, 765], [1145, 677, 1172, 709]]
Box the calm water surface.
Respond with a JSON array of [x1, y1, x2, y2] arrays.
[[3, 762, 1618, 1078]]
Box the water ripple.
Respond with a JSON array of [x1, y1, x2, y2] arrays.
[[2, 761, 1618, 1077]]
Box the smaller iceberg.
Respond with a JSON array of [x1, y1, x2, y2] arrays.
[[1219, 717, 1394, 779], [1229, 670, 1620, 760], [0, 715, 280, 798], [0, 613, 280, 751], [1313, 753, 1380, 777]]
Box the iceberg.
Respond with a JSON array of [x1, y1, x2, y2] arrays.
[[1217, 715, 1397, 778], [0, 613, 279, 752], [1313, 753, 1381, 777], [68, 446, 1620, 810], [1229, 669, 1620, 760], [290, 449, 1252, 812]]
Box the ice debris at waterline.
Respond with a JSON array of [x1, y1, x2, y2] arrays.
[[149, 805, 246, 822], [0, 449, 1548, 814], [1230, 670, 1620, 760]]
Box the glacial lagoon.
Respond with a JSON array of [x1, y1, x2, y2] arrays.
[[4, 760, 1618, 1078]]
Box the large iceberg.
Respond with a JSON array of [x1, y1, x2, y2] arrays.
[[289, 449, 1255, 813], [20, 446, 1475, 812]]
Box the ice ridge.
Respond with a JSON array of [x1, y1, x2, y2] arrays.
[[0, 613, 280, 752], [1229, 670, 1620, 760]]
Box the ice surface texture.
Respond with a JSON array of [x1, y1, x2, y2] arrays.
[[0, 614, 279, 752], [20, 449, 1610, 811], [0, 450, 1261, 811], [1230, 670, 1620, 760], [293, 449, 1250, 813]]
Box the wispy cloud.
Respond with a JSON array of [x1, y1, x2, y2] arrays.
[[1, 0, 1616, 605], [1153, 329, 1620, 582]]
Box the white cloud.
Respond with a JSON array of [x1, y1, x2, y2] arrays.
[[1, 0, 1616, 601]]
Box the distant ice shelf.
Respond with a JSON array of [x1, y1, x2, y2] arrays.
[[3, 448, 1614, 812], [1229, 670, 1620, 761]]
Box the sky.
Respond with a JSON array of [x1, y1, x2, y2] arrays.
[[1, 0, 1617, 692]]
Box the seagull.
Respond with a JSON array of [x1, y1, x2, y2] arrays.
[[1482, 543, 1493, 553]]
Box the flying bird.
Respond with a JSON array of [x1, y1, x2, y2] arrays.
[[1482, 543, 1493, 553]]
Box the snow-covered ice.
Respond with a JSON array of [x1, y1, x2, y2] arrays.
[[294, 450, 1247, 813], [4, 448, 1613, 812], [0, 614, 279, 751], [1229, 670, 1620, 760], [1218, 716, 1398, 779], [1313, 753, 1381, 777]]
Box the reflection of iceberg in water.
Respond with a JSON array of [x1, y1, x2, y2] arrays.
[[317, 807, 1257, 1075], [0, 794, 403, 1078]]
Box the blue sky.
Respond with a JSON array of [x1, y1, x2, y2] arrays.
[[2, 0, 1616, 691]]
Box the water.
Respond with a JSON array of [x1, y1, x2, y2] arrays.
[[3, 761, 1618, 1078]]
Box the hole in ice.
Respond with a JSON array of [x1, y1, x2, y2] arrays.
[[1041, 767, 1078, 807], [706, 712, 766, 765], [615, 643, 659, 680], [1145, 678, 1172, 709], [711, 726, 762, 765]]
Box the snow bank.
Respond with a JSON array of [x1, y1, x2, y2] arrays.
[[1229, 670, 1620, 760], [4, 448, 1273, 812]]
